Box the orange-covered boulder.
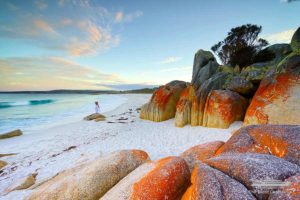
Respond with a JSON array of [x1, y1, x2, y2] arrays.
[[27, 150, 149, 200], [101, 156, 190, 200], [180, 141, 224, 171], [206, 153, 300, 199], [175, 85, 196, 127], [244, 54, 300, 125], [202, 90, 248, 128], [269, 175, 300, 200], [140, 80, 187, 122], [192, 72, 230, 126], [182, 162, 255, 200], [216, 125, 300, 165]]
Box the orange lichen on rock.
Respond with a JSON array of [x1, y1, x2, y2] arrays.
[[140, 81, 187, 122], [244, 72, 300, 125], [101, 156, 190, 200], [180, 141, 224, 171], [175, 85, 196, 127], [131, 156, 190, 200], [215, 125, 300, 165], [202, 90, 248, 128], [190, 98, 199, 126], [182, 162, 255, 200], [152, 86, 173, 109]]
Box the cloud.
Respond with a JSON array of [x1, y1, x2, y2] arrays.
[[33, 19, 58, 35], [66, 21, 120, 56], [280, 0, 299, 3], [96, 83, 158, 90], [58, 0, 65, 6], [7, 2, 19, 11], [0, 2, 121, 57], [114, 11, 143, 23], [263, 29, 296, 44], [34, 0, 48, 10], [0, 18, 58, 38], [61, 18, 73, 25], [160, 57, 182, 64], [115, 12, 124, 23], [160, 66, 192, 72], [0, 57, 125, 91]]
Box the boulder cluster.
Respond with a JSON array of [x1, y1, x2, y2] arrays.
[[140, 27, 300, 128], [21, 124, 299, 200]]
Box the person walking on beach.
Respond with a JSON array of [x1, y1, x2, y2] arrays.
[[95, 101, 100, 114]]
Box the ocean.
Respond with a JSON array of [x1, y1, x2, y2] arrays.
[[0, 94, 126, 134]]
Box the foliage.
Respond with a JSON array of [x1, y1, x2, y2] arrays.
[[211, 24, 270, 68]]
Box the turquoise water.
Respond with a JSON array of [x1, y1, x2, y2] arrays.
[[0, 94, 126, 134]]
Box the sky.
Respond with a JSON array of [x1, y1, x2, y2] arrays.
[[0, 0, 299, 91]]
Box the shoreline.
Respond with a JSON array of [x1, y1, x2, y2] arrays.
[[0, 94, 128, 135], [0, 94, 242, 199]]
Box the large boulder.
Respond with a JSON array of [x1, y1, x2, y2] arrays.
[[202, 90, 248, 128], [226, 75, 255, 95], [140, 80, 187, 122], [241, 63, 272, 83], [291, 27, 300, 54], [240, 43, 292, 84], [216, 125, 300, 166], [101, 156, 190, 200], [191, 50, 217, 88], [191, 72, 230, 126], [266, 43, 292, 64], [180, 141, 224, 171], [206, 153, 300, 199], [175, 85, 196, 127], [244, 53, 300, 125], [26, 150, 149, 200], [182, 162, 255, 200], [0, 129, 22, 139], [269, 174, 300, 200]]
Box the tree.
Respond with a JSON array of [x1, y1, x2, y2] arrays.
[[211, 24, 270, 68]]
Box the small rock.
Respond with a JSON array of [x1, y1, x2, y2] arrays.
[[0, 153, 17, 158], [83, 113, 106, 121], [0, 129, 22, 139], [4, 173, 37, 194], [0, 160, 7, 169]]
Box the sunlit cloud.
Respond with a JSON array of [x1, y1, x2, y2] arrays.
[[61, 18, 73, 25], [33, 19, 58, 35], [160, 57, 182, 64], [66, 21, 120, 56], [0, 1, 123, 57], [0, 57, 125, 91], [263, 29, 296, 44], [114, 11, 143, 23]]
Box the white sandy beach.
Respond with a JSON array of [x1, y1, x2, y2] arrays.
[[0, 94, 242, 199]]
